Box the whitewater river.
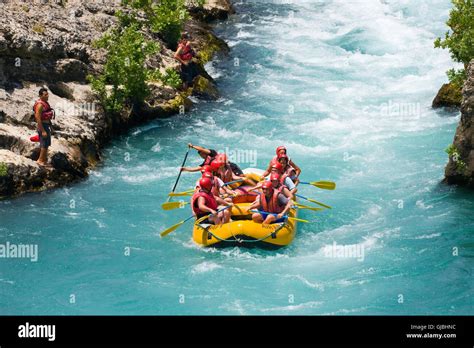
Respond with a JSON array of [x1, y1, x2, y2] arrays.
[[1, 0, 473, 314]]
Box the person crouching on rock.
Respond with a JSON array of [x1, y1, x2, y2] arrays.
[[174, 32, 197, 90], [33, 88, 54, 167], [192, 177, 231, 225], [249, 181, 293, 225]]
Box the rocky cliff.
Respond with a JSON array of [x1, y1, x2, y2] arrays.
[[0, 0, 233, 198], [444, 59, 474, 188]]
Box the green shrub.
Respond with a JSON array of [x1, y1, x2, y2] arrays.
[[89, 0, 205, 115], [122, 0, 199, 48], [32, 24, 45, 34], [446, 68, 467, 89], [149, 68, 182, 89], [88, 23, 159, 114], [446, 144, 467, 172], [435, 0, 474, 87], [0, 162, 8, 177]]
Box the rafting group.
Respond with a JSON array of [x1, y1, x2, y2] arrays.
[[182, 144, 302, 225], [160, 143, 335, 247]]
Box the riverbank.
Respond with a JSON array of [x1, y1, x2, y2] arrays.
[[0, 0, 233, 198], [444, 59, 474, 187]]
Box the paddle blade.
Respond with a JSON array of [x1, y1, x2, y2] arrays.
[[306, 198, 332, 209], [168, 192, 193, 197], [195, 215, 210, 224], [160, 220, 185, 237], [296, 204, 324, 212], [311, 181, 336, 190], [288, 217, 309, 223], [161, 201, 188, 211]]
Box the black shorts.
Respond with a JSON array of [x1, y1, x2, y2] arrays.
[[196, 213, 210, 225], [229, 162, 243, 175], [38, 123, 51, 149], [181, 62, 198, 84]]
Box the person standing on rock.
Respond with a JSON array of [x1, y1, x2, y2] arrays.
[[174, 32, 197, 89], [33, 88, 54, 167]]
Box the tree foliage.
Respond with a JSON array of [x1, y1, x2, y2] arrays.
[[88, 23, 158, 115], [87, 0, 209, 115], [435, 0, 474, 85], [121, 0, 204, 48]]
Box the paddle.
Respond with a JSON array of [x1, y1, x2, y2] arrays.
[[249, 210, 309, 223], [168, 189, 194, 197], [295, 194, 332, 209], [166, 147, 191, 203], [162, 200, 189, 210], [294, 203, 324, 211], [161, 206, 234, 237], [195, 205, 234, 224], [299, 181, 336, 190], [160, 215, 195, 237], [222, 178, 244, 186], [167, 179, 244, 200]]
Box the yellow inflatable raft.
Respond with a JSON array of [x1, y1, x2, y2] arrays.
[[192, 169, 298, 248]]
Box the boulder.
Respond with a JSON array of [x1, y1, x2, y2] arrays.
[[444, 59, 474, 187], [432, 82, 462, 108], [187, 0, 235, 22], [191, 75, 219, 99]]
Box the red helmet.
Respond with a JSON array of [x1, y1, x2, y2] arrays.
[[271, 162, 283, 173], [199, 177, 213, 191], [262, 181, 274, 192], [201, 165, 213, 173], [210, 160, 223, 171], [276, 146, 286, 155], [202, 171, 213, 179], [270, 173, 281, 182]]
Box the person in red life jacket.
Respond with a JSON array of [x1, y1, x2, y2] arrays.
[[270, 162, 298, 196], [195, 169, 234, 202], [220, 153, 259, 186], [182, 143, 244, 176], [191, 177, 231, 225], [254, 162, 298, 196], [213, 155, 258, 189], [269, 172, 294, 199], [277, 153, 299, 185], [249, 181, 293, 224], [262, 145, 301, 179], [33, 88, 55, 167], [181, 143, 218, 173], [174, 32, 198, 90]]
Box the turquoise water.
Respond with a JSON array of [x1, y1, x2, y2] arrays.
[[1, 0, 473, 315]]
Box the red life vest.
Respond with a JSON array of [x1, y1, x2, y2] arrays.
[[281, 164, 297, 183], [33, 100, 54, 121], [191, 190, 218, 216], [178, 42, 194, 62], [259, 191, 285, 214]]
